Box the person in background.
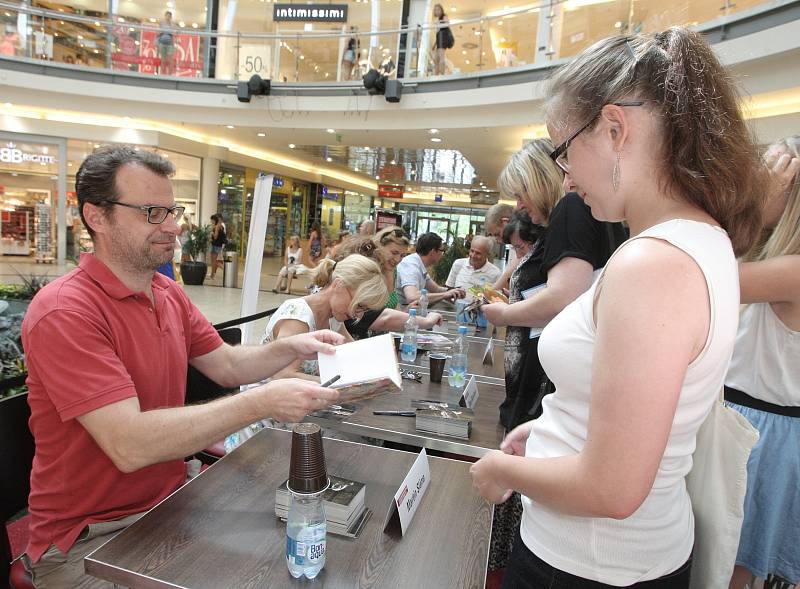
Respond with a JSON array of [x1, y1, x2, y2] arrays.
[[342, 28, 359, 81], [263, 254, 388, 380], [395, 231, 465, 307], [445, 235, 501, 297], [726, 136, 800, 589], [209, 213, 226, 279], [485, 202, 517, 291], [336, 232, 443, 339], [157, 11, 175, 76], [308, 224, 323, 266], [0, 31, 19, 56], [464, 232, 474, 249], [272, 234, 306, 294], [19, 146, 343, 588], [471, 27, 763, 588], [178, 213, 193, 263], [432, 4, 452, 76], [359, 219, 375, 235]]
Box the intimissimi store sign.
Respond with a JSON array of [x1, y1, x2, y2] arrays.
[[273, 4, 348, 22]]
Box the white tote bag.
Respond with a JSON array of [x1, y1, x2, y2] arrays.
[[686, 392, 760, 589]]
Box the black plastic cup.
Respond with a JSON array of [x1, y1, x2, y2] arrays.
[[428, 353, 447, 383], [288, 423, 329, 494]]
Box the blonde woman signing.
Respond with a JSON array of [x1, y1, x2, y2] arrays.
[[263, 254, 388, 380], [471, 27, 763, 587], [726, 136, 800, 589], [335, 231, 443, 339]]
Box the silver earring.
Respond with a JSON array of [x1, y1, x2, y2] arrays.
[[612, 152, 621, 192]]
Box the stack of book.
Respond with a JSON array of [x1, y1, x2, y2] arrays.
[[275, 475, 371, 538], [415, 407, 474, 439]]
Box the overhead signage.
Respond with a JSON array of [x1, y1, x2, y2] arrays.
[[378, 184, 404, 199], [383, 448, 431, 537], [273, 4, 348, 22], [1, 143, 56, 165], [273, 177, 285, 188], [378, 163, 405, 182], [434, 194, 443, 202]]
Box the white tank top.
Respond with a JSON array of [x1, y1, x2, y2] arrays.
[[726, 302, 800, 406], [520, 219, 740, 585]]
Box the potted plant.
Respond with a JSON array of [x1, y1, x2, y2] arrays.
[[180, 224, 211, 285]]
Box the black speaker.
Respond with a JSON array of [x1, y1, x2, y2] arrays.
[[237, 81, 251, 103], [236, 74, 271, 103], [385, 79, 403, 103]]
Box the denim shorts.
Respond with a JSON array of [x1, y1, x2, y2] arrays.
[[210, 245, 223, 254]]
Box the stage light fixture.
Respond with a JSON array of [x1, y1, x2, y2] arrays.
[[237, 74, 271, 103]]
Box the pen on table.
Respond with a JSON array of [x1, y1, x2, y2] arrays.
[[321, 375, 341, 388], [373, 410, 416, 417]]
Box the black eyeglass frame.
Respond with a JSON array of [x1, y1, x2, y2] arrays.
[[549, 100, 645, 174], [101, 200, 186, 224]]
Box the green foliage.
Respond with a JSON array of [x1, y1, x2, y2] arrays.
[[431, 235, 468, 284], [184, 224, 211, 261]]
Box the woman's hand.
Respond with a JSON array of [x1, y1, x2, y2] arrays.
[[481, 302, 509, 326], [500, 421, 534, 456], [470, 450, 513, 504]]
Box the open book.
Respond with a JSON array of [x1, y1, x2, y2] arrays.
[[317, 333, 402, 403]]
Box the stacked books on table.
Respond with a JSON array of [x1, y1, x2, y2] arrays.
[[415, 407, 474, 440], [275, 475, 371, 538]]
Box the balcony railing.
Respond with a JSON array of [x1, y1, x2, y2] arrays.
[[0, 0, 784, 85]]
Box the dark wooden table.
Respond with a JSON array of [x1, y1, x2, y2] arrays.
[[85, 429, 492, 589], [398, 338, 506, 383], [308, 368, 506, 458]]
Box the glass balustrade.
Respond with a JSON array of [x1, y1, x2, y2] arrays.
[[0, 0, 782, 83]]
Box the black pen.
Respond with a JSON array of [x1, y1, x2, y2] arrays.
[[321, 375, 341, 388], [373, 410, 416, 417]]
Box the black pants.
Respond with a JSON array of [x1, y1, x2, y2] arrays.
[[502, 531, 692, 589]]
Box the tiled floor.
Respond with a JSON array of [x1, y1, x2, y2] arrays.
[[0, 256, 309, 344]]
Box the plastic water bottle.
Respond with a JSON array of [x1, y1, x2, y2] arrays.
[[286, 491, 327, 579], [448, 325, 469, 389], [401, 309, 419, 362], [418, 288, 429, 318]]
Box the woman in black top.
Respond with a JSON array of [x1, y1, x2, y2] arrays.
[[209, 214, 227, 279], [432, 4, 452, 76]]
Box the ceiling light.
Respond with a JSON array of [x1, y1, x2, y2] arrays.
[[326, 157, 332, 162], [461, 50, 467, 55], [390, 159, 396, 164], [257, 132, 266, 137], [289, 143, 296, 148], [68, 162, 73, 167], [226, 125, 234, 129], [498, 20, 503, 25], [429, 128, 439, 134], [375, 175, 380, 180], [93, 143, 100, 148], [354, 167, 359, 171], [430, 137, 442, 143], [465, 59, 470, 64], [4, 102, 11, 108], [326, 128, 335, 133]]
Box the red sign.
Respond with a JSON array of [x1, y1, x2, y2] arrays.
[[112, 28, 203, 77], [378, 184, 404, 199], [378, 164, 405, 183]]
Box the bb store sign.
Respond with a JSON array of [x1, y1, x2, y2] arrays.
[[273, 4, 348, 22], [1, 143, 57, 165]]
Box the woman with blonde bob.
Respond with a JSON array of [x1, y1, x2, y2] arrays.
[[726, 136, 800, 589], [334, 231, 442, 339], [471, 27, 764, 588], [263, 254, 387, 380]]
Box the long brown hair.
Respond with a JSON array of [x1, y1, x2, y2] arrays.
[[546, 27, 764, 255]]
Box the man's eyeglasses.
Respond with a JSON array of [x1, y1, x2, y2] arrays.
[[549, 101, 644, 174], [102, 200, 186, 224]]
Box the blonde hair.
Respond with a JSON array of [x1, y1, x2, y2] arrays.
[[311, 254, 388, 312], [746, 135, 800, 261], [497, 138, 564, 226], [374, 226, 410, 249]]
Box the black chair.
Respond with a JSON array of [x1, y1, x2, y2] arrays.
[[0, 392, 35, 589]]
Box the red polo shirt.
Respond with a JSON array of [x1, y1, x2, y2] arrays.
[[21, 254, 223, 562]]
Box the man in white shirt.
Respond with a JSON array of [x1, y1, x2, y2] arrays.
[[445, 236, 501, 296], [395, 232, 465, 307]]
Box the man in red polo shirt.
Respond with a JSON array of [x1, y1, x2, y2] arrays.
[[20, 145, 342, 588]]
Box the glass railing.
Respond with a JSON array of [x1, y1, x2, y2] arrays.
[[0, 0, 781, 84]]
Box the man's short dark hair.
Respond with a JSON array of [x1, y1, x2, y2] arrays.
[[76, 145, 174, 237], [415, 232, 443, 256]]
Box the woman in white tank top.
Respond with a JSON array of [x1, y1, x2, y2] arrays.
[[469, 28, 764, 588], [726, 136, 800, 589]]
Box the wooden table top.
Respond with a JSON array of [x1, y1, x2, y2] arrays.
[[399, 338, 506, 383], [308, 370, 506, 458], [85, 429, 492, 589]]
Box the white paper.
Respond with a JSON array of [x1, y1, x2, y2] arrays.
[[460, 376, 479, 410], [317, 333, 401, 389], [393, 448, 431, 535]]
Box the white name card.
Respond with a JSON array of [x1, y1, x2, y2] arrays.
[[383, 448, 431, 537], [459, 376, 479, 410]]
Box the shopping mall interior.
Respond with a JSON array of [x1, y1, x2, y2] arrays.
[[1, 0, 800, 586]]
